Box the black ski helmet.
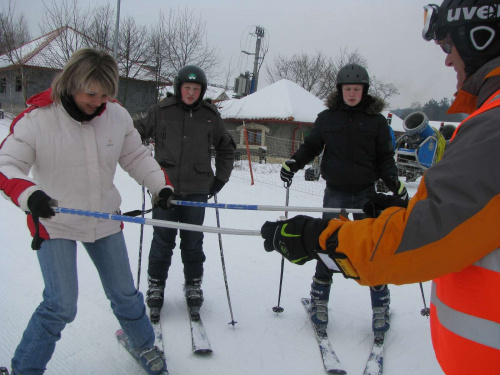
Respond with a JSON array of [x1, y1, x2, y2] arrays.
[[439, 124, 457, 140], [336, 64, 370, 96], [174, 65, 208, 101], [423, 1, 500, 78]]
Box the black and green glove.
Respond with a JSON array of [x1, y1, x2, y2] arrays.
[[280, 159, 299, 187], [261, 215, 329, 265], [363, 191, 409, 218]]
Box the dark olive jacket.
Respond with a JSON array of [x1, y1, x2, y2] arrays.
[[134, 96, 236, 195], [292, 92, 397, 192]]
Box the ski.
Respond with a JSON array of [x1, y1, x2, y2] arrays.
[[116, 328, 169, 375], [301, 298, 346, 375], [187, 306, 213, 354], [363, 332, 386, 375], [0, 367, 10, 375]]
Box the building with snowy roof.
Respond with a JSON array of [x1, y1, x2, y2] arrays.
[[0, 26, 170, 115]]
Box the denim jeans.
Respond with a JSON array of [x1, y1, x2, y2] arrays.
[[315, 185, 374, 280], [11, 232, 154, 375], [148, 194, 207, 282]]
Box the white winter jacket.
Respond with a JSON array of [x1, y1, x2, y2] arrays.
[[0, 89, 170, 242]]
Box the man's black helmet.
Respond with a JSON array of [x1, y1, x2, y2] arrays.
[[337, 64, 370, 87], [174, 65, 207, 101], [423, 1, 500, 78], [440, 124, 457, 140], [336, 64, 370, 98]]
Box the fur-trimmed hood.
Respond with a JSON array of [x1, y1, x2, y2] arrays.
[[325, 90, 386, 114]]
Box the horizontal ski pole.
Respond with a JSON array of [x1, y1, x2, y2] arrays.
[[52, 207, 261, 236], [170, 200, 364, 214]]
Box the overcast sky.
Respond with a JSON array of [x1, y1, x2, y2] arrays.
[[11, 0, 457, 109]]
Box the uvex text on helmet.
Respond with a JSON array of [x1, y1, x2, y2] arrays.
[[423, 1, 500, 78], [174, 65, 208, 100], [336, 64, 370, 87]]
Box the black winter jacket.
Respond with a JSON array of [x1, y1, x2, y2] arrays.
[[134, 96, 236, 195], [292, 91, 397, 192]]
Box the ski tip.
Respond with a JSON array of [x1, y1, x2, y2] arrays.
[[328, 370, 347, 375], [194, 348, 213, 355]]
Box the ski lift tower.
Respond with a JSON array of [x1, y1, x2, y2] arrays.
[[241, 26, 265, 94]]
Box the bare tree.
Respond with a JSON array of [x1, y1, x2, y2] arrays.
[[39, 0, 93, 65], [266, 52, 327, 94], [265, 48, 368, 99], [369, 75, 400, 103], [162, 6, 221, 79], [84, 2, 115, 50], [0, 0, 32, 109], [117, 15, 151, 105], [148, 11, 170, 102]]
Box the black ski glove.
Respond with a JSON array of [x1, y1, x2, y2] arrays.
[[152, 186, 175, 210], [363, 191, 409, 218], [280, 159, 299, 187], [385, 178, 409, 202], [27, 190, 56, 218], [208, 178, 226, 199], [261, 215, 330, 265]]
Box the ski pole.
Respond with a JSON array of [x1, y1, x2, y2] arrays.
[[136, 186, 146, 290], [51, 207, 261, 236], [273, 185, 290, 314], [170, 200, 364, 214], [214, 194, 237, 326], [419, 282, 430, 317]]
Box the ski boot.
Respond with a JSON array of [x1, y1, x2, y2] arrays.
[[370, 284, 391, 342], [309, 276, 332, 326], [146, 277, 165, 323], [137, 346, 168, 375], [184, 278, 204, 319]]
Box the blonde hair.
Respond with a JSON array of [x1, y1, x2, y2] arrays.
[[51, 48, 119, 103]]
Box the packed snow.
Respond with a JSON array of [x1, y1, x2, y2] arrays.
[[0, 115, 444, 374]]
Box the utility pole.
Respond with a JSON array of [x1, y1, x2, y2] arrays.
[[241, 26, 265, 94], [251, 26, 265, 93], [113, 0, 121, 59]]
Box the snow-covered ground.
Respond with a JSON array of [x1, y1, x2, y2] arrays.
[[0, 116, 443, 374]]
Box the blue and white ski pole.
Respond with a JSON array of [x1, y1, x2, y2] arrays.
[[52, 207, 261, 236], [170, 200, 364, 214]]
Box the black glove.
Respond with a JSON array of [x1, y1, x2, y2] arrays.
[[363, 191, 409, 218], [261, 215, 329, 265], [153, 186, 175, 210], [385, 178, 409, 201], [280, 159, 299, 187], [208, 178, 226, 199], [27, 190, 56, 218]]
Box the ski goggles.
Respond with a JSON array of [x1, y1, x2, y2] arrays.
[[422, 4, 441, 41]]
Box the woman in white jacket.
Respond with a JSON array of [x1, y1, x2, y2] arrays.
[[0, 48, 173, 375]]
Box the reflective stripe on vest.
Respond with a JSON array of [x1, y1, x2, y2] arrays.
[[430, 249, 500, 373]]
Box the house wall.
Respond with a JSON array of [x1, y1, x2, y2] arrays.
[[0, 68, 158, 117], [224, 120, 313, 160], [0, 69, 51, 114], [117, 80, 158, 117]]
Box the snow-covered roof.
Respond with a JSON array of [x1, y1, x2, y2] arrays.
[[0, 27, 165, 83], [219, 79, 327, 123], [384, 111, 405, 132]]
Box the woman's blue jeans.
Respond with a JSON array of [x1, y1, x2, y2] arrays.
[[11, 231, 154, 375]]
